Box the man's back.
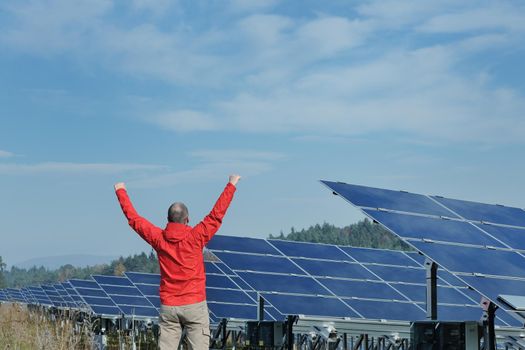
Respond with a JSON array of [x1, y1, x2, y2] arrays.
[[114, 175, 240, 350], [115, 180, 237, 306]]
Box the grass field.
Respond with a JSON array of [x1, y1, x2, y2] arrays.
[[0, 302, 94, 349]]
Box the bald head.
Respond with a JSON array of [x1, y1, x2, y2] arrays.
[[168, 202, 189, 224]]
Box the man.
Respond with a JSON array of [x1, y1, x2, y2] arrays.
[[114, 175, 241, 349]]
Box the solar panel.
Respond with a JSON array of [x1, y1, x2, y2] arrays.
[[208, 235, 519, 326], [207, 235, 280, 255], [25, 286, 51, 306], [431, 195, 525, 227], [21, 288, 35, 304], [41, 285, 67, 307], [62, 281, 84, 307], [341, 246, 422, 267], [269, 240, 350, 261], [214, 252, 306, 275], [124, 268, 266, 322], [0, 290, 7, 302], [6, 288, 27, 303], [361, 210, 505, 248], [69, 279, 121, 317], [260, 294, 362, 318], [317, 279, 406, 300], [322, 180, 525, 327], [475, 224, 525, 251], [291, 258, 378, 280], [321, 181, 455, 217], [92, 275, 158, 319], [348, 299, 425, 321], [124, 272, 161, 310], [54, 283, 77, 308]]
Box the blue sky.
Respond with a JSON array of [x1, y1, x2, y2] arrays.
[[1, 0, 525, 266]]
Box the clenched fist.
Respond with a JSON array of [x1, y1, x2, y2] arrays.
[[114, 182, 126, 191], [229, 175, 241, 186]]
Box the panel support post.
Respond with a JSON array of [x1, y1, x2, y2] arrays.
[[257, 293, 264, 321], [285, 315, 296, 350], [481, 298, 497, 350], [425, 258, 438, 320]]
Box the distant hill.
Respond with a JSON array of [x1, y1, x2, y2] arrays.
[[14, 254, 118, 270]]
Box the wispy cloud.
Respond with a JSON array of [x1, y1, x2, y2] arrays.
[[129, 149, 285, 188], [2, 0, 525, 144], [0, 150, 14, 158], [0, 162, 165, 175]]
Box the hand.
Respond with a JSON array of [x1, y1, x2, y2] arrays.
[[114, 182, 126, 191], [229, 174, 241, 186]]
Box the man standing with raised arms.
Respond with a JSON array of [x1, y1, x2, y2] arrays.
[[114, 175, 241, 349]]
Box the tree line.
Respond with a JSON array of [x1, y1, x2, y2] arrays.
[[269, 218, 410, 250], [0, 219, 408, 288]]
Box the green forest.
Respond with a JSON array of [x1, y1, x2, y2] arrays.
[[0, 218, 408, 288]]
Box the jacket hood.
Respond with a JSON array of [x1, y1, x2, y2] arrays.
[[163, 222, 192, 243]]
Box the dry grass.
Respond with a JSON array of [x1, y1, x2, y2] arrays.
[[0, 302, 94, 350]]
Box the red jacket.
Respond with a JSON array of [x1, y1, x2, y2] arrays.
[[116, 183, 236, 306]]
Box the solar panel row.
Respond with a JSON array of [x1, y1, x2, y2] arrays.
[[207, 236, 522, 326], [2, 230, 523, 327], [322, 180, 525, 327]]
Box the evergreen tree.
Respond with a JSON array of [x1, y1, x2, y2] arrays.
[[270, 218, 411, 250]]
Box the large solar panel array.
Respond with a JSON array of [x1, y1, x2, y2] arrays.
[[322, 180, 525, 327], [207, 236, 520, 326], [2, 232, 523, 327]]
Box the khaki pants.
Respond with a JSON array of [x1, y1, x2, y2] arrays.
[[159, 300, 210, 350]]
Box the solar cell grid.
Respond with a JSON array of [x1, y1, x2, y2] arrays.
[[209, 234, 507, 322], [475, 224, 525, 251], [92, 275, 158, 318], [213, 251, 305, 275], [321, 181, 455, 218], [69, 279, 120, 316], [340, 245, 421, 267], [322, 180, 525, 326], [125, 272, 160, 285], [347, 299, 425, 321], [93, 275, 134, 287], [27, 286, 53, 306], [207, 235, 280, 255], [432, 196, 525, 227], [292, 258, 379, 280], [261, 293, 361, 319], [62, 282, 83, 305], [268, 240, 349, 261], [363, 210, 506, 248], [41, 285, 66, 307], [317, 278, 405, 300], [236, 271, 329, 295], [206, 288, 255, 305], [410, 241, 525, 279]]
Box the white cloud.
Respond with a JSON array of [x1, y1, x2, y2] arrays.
[[129, 149, 285, 188], [0, 150, 14, 158], [152, 110, 219, 132], [131, 0, 171, 16], [418, 5, 525, 34], [2, 0, 525, 144], [0, 162, 165, 175], [190, 149, 286, 162], [1, 0, 111, 54], [228, 0, 279, 14]]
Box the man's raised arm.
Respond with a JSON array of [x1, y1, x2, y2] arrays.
[[115, 182, 163, 250], [192, 175, 240, 247]]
